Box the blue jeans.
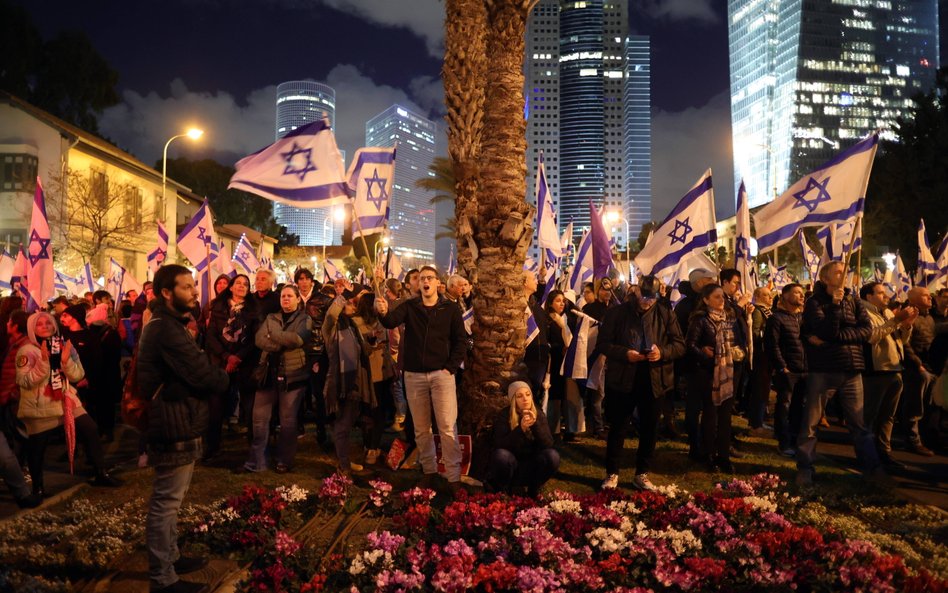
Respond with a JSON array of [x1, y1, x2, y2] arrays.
[[146, 461, 194, 589], [248, 386, 304, 469], [773, 371, 806, 451], [797, 372, 879, 472], [0, 431, 29, 500], [488, 447, 560, 494]]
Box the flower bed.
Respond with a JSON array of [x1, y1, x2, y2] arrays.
[[308, 474, 947, 593]]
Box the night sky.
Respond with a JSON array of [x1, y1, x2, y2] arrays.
[[14, 1, 758, 221]]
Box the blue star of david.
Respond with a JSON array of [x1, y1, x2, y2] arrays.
[[197, 226, 212, 245], [280, 142, 317, 182], [28, 229, 51, 265], [792, 176, 832, 212], [238, 250, 250, 262], [155, 248, 166, 262], [668, 217, 693, 245], [735, 237, 748, 260], [364, 168, 388, 211]]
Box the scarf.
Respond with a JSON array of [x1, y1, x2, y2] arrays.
[[709, 309, 735, 406], [44, 336, 77, 473], [221, 300, 245, 344]]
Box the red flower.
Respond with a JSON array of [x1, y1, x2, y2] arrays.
[[473, 560, 519, 592]]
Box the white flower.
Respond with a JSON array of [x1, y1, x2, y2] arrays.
[[586, 527, 628, 553], [743, 496, 778, 514], [547, 500, 582, 515], [654, 527, 703, 555], [349, 549, 392, 575], [652, 483, 686, 498], [276, 484, 309, 503], [608, 500, 642, 516]]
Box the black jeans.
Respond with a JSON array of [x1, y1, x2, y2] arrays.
[[487, 447, 560, 494], [367, 379, 393, 450], [604, 367, 658, 475], [773, 371, 806, 451], [688, 368, 734, 462], [28, 413, 106, 493]]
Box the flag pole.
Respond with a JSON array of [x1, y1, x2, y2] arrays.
[[348, 196, 379, 293]]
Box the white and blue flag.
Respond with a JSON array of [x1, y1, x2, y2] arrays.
[[233, 234, 262, 275], [734, 181, 757, 293], [77, 262, 97, 294], [917, 218, 938, 287], [324, 259, 344, 282], [568, 229, 594, 297], [535, 152, 562, 258], [634, 169, 717, 278], [106, 257, 125, 305], [798, 232, 820, 281], [894, 251, 912, 300], [347, 146, 395, 238], [147, 221, 168, 275], [755, 135, 878, 253], [0, 250, 13, 290], [229, 119, 348, 208], [525, 305, 540, 347], [177, 200, 217, 272], [561, 310, 599, 380], [447, 243, 457, 277]]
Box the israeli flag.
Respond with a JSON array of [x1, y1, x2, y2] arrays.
[[755, 135, 878, 253], [384, 248, 404, 281], [462, 307, 473, 334], [27, 177, 55, 307], [524, 257, 538, 272], [895, 251, 912, 301], [147, 221, 169, 275], [798, 232, 820, 281], [561, 310, 599, 380], [347, 147, 395, 238], [634, 170, 717, 278], [734, 181, 756, 293], [229, 119, 348, 208], [525, 305, 540, 347], [177, 200, 217, 272], [233, 234, 262, 275], [917, 218, 938, 287], [535, 152, 562, 258], [77, 262, 97, 293], [107, 258, 125, 305], [10, 246, 36, 310], [662, 250, 719, 306], [54, 270, 83, 295], [324, 259, 344, 282], [568, 230, 595, 298], [447, 243, 457, 277], [0, 250, 13, 290], [54, 270, 69, 293]]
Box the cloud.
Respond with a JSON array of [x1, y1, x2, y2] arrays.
[[651, 90, 735, 221], [317, 0, 445, 58], [641, 0, 719, 24], [98, 65, 440, 170]]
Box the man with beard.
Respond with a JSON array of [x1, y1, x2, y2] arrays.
[[138, 265, 228, 593]]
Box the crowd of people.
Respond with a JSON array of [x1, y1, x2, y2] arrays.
[[0, 259, 946, 592]]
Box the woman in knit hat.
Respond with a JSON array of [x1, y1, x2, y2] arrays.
[[486, 381, 560, 496], [16, 311, 121, 497]]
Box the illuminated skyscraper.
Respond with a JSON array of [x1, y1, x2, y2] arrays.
[[274, 80, 340, 246], [623, 35, 651, 246], [365, 105, 437, 263], [729, 0, 940, 209]]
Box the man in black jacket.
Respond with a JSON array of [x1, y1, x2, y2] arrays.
[[798, 262, 879, 486], [139, 265, 229, 593], [376, 265, 467, 492], [765, 283, 807, 456], [596, 276, 685, 491]]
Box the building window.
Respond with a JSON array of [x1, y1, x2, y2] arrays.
[[0, 153, 38, 192], [91, 170, 109, 209], [123, 186, 143, 231], [154, 190, 165, 223]]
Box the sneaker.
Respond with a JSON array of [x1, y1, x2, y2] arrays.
[[365, 449, 380, 465], [631, 473, 656, 491], [601, 474, 619, 490], [908, 443, 935, 457]]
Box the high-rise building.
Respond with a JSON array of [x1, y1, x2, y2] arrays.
[[623, 35, 652, 248], [274, 80, 341, 246], [365, 105, 437, 264], [729, 0, 940, 209], [526, 0, 630, 252]]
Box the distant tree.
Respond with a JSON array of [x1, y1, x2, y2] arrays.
[[0, 0, 42, 98], [865, 67, 948, 270], [417, 156, 458, 242], [162, 157, 299, 252], [44, 167, 156, 266]]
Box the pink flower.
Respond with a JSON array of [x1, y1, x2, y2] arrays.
[[274, 531, 300, 556]]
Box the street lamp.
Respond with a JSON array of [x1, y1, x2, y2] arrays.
[[322, 207, 346, 262], [605, 209, 630, 280], [162, 127, 204, 222]]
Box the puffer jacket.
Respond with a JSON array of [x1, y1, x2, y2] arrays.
[[596, 300, 685, 396], [255, 308, 313, 388], [686, 309, 748, 373], [16, 341, 86, 434], [802, 281, 871, 373], [137, 301, 229, 467], [764, 306, 806, 374], [304, 291, 334, 359]]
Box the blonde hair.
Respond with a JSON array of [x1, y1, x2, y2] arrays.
[[508, 383, 536, 431]]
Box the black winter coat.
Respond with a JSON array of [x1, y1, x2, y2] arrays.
[[379, 296, 467, 374], [802, 281, 871, 373], [686, 310, 748, 373], [204, 297, 259, 369], [765, 307, 806, 373], [597, 301, 685, 396], [137, 302, 229, 467], [491, 407, 555, 457], [523, 300, 550, 387]]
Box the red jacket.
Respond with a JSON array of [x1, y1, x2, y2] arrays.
[[0, 334, 29, 405]]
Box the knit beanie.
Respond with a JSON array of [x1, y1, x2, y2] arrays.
[[507, 381, 531, 399], [64, 304, 89, 328]]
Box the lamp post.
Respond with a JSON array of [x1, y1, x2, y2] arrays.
[[322, 207, 346, 263], [162, 128, 204, 222], [606, 210, 630, 280]]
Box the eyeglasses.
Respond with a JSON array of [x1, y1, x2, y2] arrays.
[[419, 275, 438, 281]]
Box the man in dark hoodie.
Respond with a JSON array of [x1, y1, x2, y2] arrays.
[[797, 261, 879, 486], [376, 265, 467, 493]]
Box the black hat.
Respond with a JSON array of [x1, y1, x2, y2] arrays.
[[63, 304, 89, 328]]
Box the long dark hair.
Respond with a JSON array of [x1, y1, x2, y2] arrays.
[[544, 289, 566, 315], [216, 274, 250, 304], [356, 291, 378, 324], [690, 283, 728, 323]]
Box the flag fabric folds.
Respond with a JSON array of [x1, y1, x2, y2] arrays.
[[589, 200, 613, 279], [798, 232, 820, 281], [734, 181, 757, 293], [324, 259, 344, 282], [233, 234, 262, 275], [0, 250, 13, 290], [525, 306, 540, 347], [917, 219, 938, 287], [27, 177, 55, 307], [894, 251, 911, 300], [176, 200, 217, 272], [754, 135, 878, 253], [634, 170, 717, 278], [561, 310, 599, 380], [447, 243, 457, 277], [78, 262, 96, 294], [106, 258, 125, 305], [218, 240, 236, 278], [568, 229, 595, 296], [536, 153, 562, 258], [347, 146, 396, 238], [147, 221, 169, 275], [229, 119, 349, 208], [11, 246, 35, 309]]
